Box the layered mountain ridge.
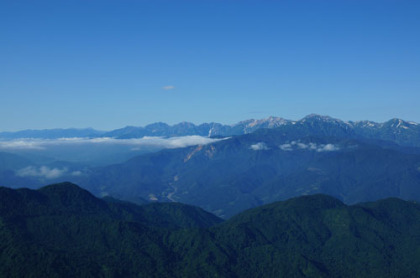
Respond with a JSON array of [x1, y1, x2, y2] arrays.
[[2, 114, 419, 148], [81, 126, 420, 217], [2, 114, 420, 219]]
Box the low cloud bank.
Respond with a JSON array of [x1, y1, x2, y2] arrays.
[[0, 136, 225, 150], [16, 166, 82, 179], [279, 141, 340, 152]]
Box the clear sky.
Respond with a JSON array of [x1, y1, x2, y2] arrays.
[[1, 0, 419, 131]]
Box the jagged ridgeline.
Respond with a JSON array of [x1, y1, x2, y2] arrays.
[[1, 115, 420, 146], [1, 182, 420, 277], [2, 115, 420, 219]]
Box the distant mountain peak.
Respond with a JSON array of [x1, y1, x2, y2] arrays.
[[352, 120, 381, 127], [145, 122, 170, 129], [244, 116, 288, 128], [2, 115, 419, 144], [301, 114, 342, 123], [384, 118, 411, 129]]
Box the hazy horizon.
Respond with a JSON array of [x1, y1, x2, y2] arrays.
[[1, 113, 420, 133]]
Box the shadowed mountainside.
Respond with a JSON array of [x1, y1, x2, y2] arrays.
[[82, 125, 420, 218], [1, 183, 420, 277]]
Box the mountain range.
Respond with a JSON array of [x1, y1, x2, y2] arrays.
[[106, 115, 420, 148], [0, 128, 105, 140], [2, 114, 420, 148], [1, 182, 420, 277], [1, 114, 420, 218], [80, 120, 420, 218]]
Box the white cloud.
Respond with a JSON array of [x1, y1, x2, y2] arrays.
[[279, 143, 293, 151], [279, 141, 340, 152], [297, 142, 308, 149], [0, 136, 225, 151], [317, 143, 339, 152], [16, 166, 68, 179], [163, 136, 225, 148], [0, 139, 46, 150], [16, 166, 84, 179], [250, 142, 269, 151], [71, 170, 83, 176], [162, 85, 175, 90]]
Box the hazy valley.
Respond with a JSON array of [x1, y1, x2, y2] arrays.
[[1, 114, 420, 218]]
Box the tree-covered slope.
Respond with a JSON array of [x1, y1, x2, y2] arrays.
[[2, 183, 420, 277], [0, 182, 222, 277], [209, 195, 420, 277]]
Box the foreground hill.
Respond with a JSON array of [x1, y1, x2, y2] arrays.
[[213, 195, 420, 277], [1, 183, 420, 277], [0, 182, 222, 277]]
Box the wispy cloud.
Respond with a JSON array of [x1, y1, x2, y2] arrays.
[[318, 144, 340, 152], [0, 136, 225, 150], [162, 85, 175, 90], [279, 143, 293, 151], [128, 136, 225, 149], [250, 142, 269, 151], [279, 141, 340, 152], [16, 166, 82, 179], [0, 139, 46, 150]]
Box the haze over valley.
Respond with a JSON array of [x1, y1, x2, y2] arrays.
[[1, 114, 420, 217]]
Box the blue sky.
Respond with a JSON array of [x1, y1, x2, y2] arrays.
[[1, 0, 419, 131]]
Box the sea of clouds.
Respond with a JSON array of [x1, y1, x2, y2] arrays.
[[0, 136, 224, 150], [3, 136, 226, 180]]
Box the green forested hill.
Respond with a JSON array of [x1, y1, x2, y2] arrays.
[[0, 182, 222, 277], [2, 183, 420, 277], [211, 195, 420, 277]]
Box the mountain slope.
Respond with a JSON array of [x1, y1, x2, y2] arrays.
[[208, 195, 420, 277], [82, 129, 420, 218], [3, 115, 420, 218], [0, 182, 222, 277], [2, 184, 420, 277]]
